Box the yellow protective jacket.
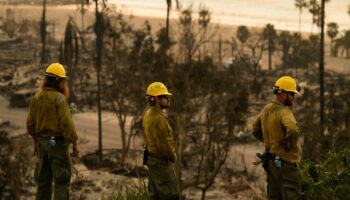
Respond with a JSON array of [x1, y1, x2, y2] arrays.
[[27, 87, 78, 143], [252, 99, 301, 163], [143, 107, 177, 162]]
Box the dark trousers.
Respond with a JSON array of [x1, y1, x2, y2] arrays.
[[35, 140, 71, 200], [147, 156, 180, 200], [266, 160, 302, 200]]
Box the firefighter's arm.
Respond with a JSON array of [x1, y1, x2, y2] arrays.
[[153, 116, 177, 162], [252, 114, 263, 142], [281, 109, 299, 150], [26, 98, 36, 139], [57, 96, 78, 143]]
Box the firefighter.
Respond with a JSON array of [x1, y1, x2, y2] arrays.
[[27, 63, 79, 200], [143, 82, 180, 200], [252, 76, 302, 200]]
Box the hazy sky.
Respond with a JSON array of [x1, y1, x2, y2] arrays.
[[111, 0, 350, 33]]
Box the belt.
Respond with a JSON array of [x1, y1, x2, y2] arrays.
[[37, 135, 65, 141], [148, 153, 172, 162], [267, 153, 298, 166]]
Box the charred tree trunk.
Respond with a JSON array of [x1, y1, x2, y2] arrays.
[[94, 0, 105, 164], [268, 40, 272, 70], [320, 0, 325, 135], [166, 0, 170, 42], [40, 0, 47, 64], [63, 17, 80, 103]]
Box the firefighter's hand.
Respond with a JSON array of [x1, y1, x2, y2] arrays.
[[253, 153, 263, 165], [73, 142, 80, 157], [32, 136, 38, 156], [256, 153, 264, 159]]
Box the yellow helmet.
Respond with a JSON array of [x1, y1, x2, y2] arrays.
[[146, 82, 172, 96], [274, 76, 299, 94], [46, 63, 66, 78]]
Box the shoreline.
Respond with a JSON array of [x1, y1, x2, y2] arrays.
[[0, 5, 326, 37]]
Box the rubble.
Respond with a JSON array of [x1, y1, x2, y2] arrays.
[[9, 88, 36, 107]]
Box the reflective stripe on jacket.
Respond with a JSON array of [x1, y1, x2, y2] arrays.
[[143, 107, 177, 162], [252, 99, 301, 163], [27, 87, 78, 143]]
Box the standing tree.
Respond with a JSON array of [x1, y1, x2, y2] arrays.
[[246, 32, 265, 94], [178, 8, 194, 64], [279, 31, 293, 69], [174, 7, 216, 194], [177, 8, 214, 64], [94, 0, 108, 164], [61, 17, 80, 103], [152, 0, 179, 76], [40, 0, 47, 64], [319, 0, 325, 142], [262, 24, 277, 70], [3, 8, 16, 38], [78, 0, 89, 31], [104, 18, 152, 165], [169, 57, 249, 199], [308, 0, 321, 33], [326, 22, 338, 56], [198, 8, 211, 60], [295, 0, 308, 33], [290, 37, 318, 74], [236, 25, 250, 54], [334, 31, 350, 58], [308, 0, 330, 33], [165, 0, 179, 43]]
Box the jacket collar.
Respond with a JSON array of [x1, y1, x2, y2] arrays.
[[43, 86, 56, 91], [149, 106, 166, 117], [271, 99, 284, 106]]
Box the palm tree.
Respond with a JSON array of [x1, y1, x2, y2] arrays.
[[334, 31, 350, 58], [263, 24, 277, 70], [308, 0, 330, 33], [308, 0, 320, 33], [279, 31, 293, 68], [295, 0, 308, 33], [165, 0, 179, 42], [326, 22, 338, 56], [236, 25, 250, 53]]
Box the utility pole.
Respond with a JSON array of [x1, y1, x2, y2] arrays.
[[319, 0, 325, 135]]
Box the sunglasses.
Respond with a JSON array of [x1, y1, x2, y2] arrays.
[[158, 95, 170, 100], [287, 92, 295, 97]]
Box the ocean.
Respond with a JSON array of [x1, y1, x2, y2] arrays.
[[110, 0, 350, 33]]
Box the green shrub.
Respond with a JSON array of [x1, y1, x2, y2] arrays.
[[102, 179, 149, 200], [302, 149, 350, 200]]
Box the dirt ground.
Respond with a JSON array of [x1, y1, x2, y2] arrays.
[[0, 95, 265, 199]]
